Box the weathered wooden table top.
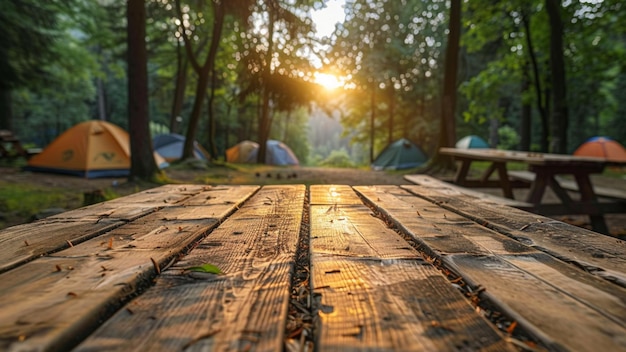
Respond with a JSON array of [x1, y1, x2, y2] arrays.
[[1, 184, 626, 351], [439, 147, 618, 167]]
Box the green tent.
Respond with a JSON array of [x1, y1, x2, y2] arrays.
[[456, 135, 489, 149], [371, 138, 427, 170]]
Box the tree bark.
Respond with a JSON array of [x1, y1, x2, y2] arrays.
[[170, 40, 187, 134], [96, 77, 107, 121], [177, 0, 225, 160], [432, 0, 461, 169], [127, 0, 158, 181], [522, 11, 549, 152], [387, 85, 395, 145], [370, 85, 376, 163], [520, 62, 532, 151], [545, 0, 568, 153], [257, 2, 276, 164], [206, 66, 218, 159], [0, 88, 13, 131]]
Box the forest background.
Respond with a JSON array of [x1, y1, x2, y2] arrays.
[[1, 0, 625, 174]]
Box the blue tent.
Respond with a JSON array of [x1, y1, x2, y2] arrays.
[[153, 133, 210, 162], [456, 135, 489, 149], [371, 138, 427, 170], [226, 140, 299, 165]]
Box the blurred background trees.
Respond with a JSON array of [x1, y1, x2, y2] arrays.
[[2, 0, 626, 168]]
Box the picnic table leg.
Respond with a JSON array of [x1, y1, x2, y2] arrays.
[[493, 163, 514, 199], [480, 163, 497, 181], [454, 159, 471, 186], [525, 170, 549, 205], [480, 162, 514, 199], [547, 176, 573, 204], [574, 174, 609, 234]]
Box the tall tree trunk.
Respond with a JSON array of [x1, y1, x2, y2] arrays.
[[546, 0, 568, 153], [387, 86, 395, 145], [95, 46, 107, 122], [283, 110, 291, 145], [520, 62, 532, 151], [433, 0, 460, 169], [522, 11, 549, 152], [96, 77, 107, 121], [489, 118, 499, 147], [170, 40, 187, 134], [206, 66, 218, 159], [257, 3, 276, 164], [370, 85, 376, 163], [0, 89, 13, 131], [177, 0, 225, 160], [543, 87, 551, 152], [127, 0, 158, 181]]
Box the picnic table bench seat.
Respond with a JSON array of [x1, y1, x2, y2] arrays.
[[509, 169, 626, 202], [1, 183, 626, 351]]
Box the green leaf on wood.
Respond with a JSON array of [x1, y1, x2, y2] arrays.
[[185, 264, 223, 274]]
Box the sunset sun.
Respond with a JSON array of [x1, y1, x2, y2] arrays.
[[314, 72, 342, 90]]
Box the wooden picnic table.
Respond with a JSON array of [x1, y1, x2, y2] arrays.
[[439, 147, 626, 233], [0, 130, 28, 159], [2, 183, 626, 351]]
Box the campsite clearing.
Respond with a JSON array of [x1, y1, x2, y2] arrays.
[[0, 165, 408, 230], [1, 164, 626, 236]]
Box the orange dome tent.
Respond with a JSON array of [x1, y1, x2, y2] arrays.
[[25, 120, 167, 178], [573, 136, 626, 162]]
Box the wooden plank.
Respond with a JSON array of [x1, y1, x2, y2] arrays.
[[46, 202, 158, 222], [310, 185, 513, 351], [311, 205, 418, 259], [404, 174, 532, 208], [356, 185, 626, 351], [313, 257, 513, 351], [43, 185, 213, 222], [74, 185, 305, 351], [0, 185, 206, 274], [401, 184, 626, 286], [0, 219, 124, 275], [102, 184, 211, 204], [0, 185, 258, 275], [0, 185, 257, 352], [354, 186, 526, 257], [447, 254, 626, 352], [310, 184, 363, 205]]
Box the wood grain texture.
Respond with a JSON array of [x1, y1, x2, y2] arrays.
[[313, 257, 513, 351], [311, 185, 513, 351], [74, 185, 305, 352], [0, 219, 123, 274], [310, 184, 363, 205], [404, 174, 532, 208], [0, 185, 259, 276], [401, 184, 626, 286], [0, 185, 257, 352], [357, 185, 626, 351], [310, 205, 418, 259], [447, 254, 626, 351]]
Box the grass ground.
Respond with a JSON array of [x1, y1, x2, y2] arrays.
[[0, 161, 409, 229], [1, 159, 625, 235]]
